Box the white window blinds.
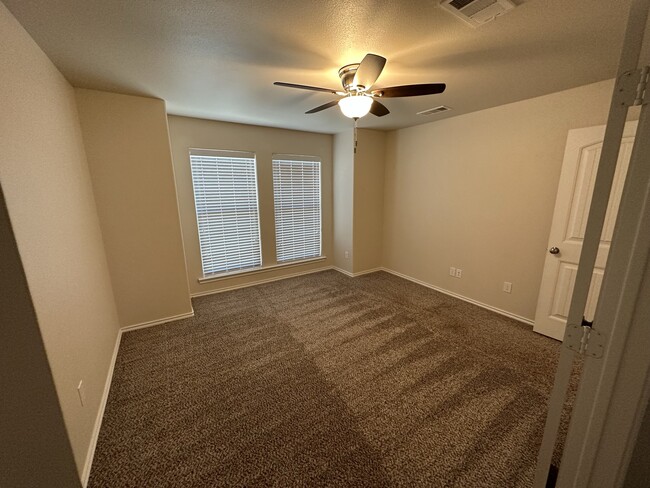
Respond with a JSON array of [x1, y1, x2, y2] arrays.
[[272, 155, 322, 263], [190, 149, 262, 276]]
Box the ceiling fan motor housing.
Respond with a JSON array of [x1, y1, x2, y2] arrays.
[[338, 64, 362, 92]]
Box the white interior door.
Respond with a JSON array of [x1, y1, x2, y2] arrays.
[[533, 121, 637, 340]]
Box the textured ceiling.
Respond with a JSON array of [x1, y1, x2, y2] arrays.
[[4, 0, 646, 133]]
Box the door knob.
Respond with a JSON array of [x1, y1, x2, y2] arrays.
[[549, 247, 560, 255]]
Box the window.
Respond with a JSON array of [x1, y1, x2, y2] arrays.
[[190, 149, 261, 276], [272, 155, 322, 263]]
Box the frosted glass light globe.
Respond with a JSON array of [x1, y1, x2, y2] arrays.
[[338, 95, 373, 118]]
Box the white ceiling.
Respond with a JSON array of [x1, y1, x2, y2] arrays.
[[4, 0, 646, 134]]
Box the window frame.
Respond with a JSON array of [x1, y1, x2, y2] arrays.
[[189, 148, 263, 278], [271, 153, 323, 264]]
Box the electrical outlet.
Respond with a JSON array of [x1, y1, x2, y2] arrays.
[[449, 267, 456, 276], [77, 380, 85, 407], [503, 282, 512, 293], [455, 268, 462, 278], [344, 251, 349, 259]]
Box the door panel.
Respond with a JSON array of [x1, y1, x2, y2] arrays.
[[548, 266, 603, 323], [549, 262, 577, 321], [533, 122, 636, 340], [565, 144, 601, 242]]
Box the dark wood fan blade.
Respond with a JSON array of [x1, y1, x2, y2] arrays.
[[274, 82, 340, 94], [369, 100, 390, 117], [305, 100, 340, 114], [353, 53, 386, 89], [373, 83, 446, 98]]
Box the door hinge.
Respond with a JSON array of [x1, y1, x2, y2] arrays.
[[564, 317, 606, 358], [616, 66, 649, 107]]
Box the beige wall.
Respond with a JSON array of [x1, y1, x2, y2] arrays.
[[0, 186, 81, 487], [333, 130, 354, 273], [383, 79, 622, 321], [75, 89, 192, 326], [168, 115, 333, 295], [0, 3, 120, 477], [353, 129, 386, 274]]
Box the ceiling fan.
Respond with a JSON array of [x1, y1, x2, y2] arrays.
[[274, 53, 446, 119]]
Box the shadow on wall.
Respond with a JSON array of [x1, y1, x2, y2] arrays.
[[0, 185, 81, 487]]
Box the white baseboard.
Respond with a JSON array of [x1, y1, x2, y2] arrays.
[[380, 267, 535, 326], [332, 266, 382, 278], [191, 266, 334, 298], [332, 266, 354, 277], [353, 267, 383, 277], [81, 327, 122, 487], [120, 309, 195, 333]]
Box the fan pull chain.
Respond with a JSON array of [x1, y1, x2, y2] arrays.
[[354, 117, 358, 154]]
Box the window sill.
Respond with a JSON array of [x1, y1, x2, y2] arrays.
[[198, 256, 327, 284]]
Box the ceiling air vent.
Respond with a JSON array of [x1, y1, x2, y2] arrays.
[[440, 0, 515, 27], [418, 105, 452, 116]]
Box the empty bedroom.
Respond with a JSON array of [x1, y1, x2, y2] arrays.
[[2, 1, 650, 487]]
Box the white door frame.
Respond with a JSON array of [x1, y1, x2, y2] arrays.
[[533, 0, 650, 485]]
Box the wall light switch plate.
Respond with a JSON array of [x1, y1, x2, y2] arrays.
[[455, 268, 462, 278], [344, 251, 349, 259], [503, 282, 512, 293], [449, 267, 456, 276]]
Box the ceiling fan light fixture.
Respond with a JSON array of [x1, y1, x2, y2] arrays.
[[275, 53, 445, 120], [338, 95, 373, 118]]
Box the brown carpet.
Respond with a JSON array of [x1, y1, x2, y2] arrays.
[[89, 270, 575, 487]]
